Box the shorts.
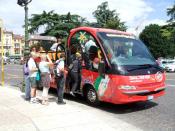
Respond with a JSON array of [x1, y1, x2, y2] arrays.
[[41, 72, 50, 88], [30, 77, 37, 88]]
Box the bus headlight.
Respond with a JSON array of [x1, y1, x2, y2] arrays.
[[119, 85, 137, 90]]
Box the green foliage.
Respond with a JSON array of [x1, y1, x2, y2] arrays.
[[93, 1, 127, 31], [167, 3, 175, 23], [140, 24, 175, 59], [104, 18, 127, 31], [28, 2, 127, 38], [139, 24, 167, 58], [28, 11, 88, 37], [140, 3, 175, 59]]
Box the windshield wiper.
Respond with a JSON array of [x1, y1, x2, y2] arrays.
[[127, 64, 161, 72]]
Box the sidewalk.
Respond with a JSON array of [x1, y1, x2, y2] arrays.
[[0, 85, 142, 131]]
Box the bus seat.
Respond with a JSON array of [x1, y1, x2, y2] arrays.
[[57, 53, 61, 59], [52, 52, 56, 60]]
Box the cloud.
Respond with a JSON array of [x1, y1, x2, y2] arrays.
[[0, 0, 167, 35], [127, 19, 167, 36]]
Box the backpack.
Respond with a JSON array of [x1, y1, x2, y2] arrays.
[[53, 60, 63, 77]]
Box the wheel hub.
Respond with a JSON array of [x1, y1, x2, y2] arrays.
[[87, 89, 96, 102]]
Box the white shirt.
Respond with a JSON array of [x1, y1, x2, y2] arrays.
[[39, 61, 50, 73], [50, 42, 61, 51], [28, 58, 37, 77], [56, 59, 64, 76], [85, 40, 96, 53]]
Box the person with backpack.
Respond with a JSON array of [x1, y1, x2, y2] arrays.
[[28, 52, 39, 104], [69, 52, 82, 96], [55, 53, 66, 105], [23, 56, 30, 101]]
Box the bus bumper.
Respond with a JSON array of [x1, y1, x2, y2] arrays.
[[109, 88, 165, 104]]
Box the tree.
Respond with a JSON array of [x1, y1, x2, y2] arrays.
[[93, 1, 127, 31], [167, 3, 175, 24], [28, 11, 88, 37], [166, 3, 175, 57], [28, 10, 58, 34], [139, 24, 168, 58], [139, 3, 175, 59], [104, 18, 127, 31]]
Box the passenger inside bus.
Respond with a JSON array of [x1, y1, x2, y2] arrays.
[[50, 36, 62, 51], [85, 39, 96, 53], [116, 45, 128, 58], [88, 45, 100, 70]]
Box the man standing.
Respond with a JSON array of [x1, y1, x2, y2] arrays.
[[23, 56, 30, 101], [55, 53, 66, 104], [28, 52, 38, 103], [50, 36, 62, 52]]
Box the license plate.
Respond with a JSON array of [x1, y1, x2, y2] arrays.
[[148, 95, 154, 100]]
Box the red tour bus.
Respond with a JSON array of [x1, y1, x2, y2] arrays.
[[47, 27, 166, 105]]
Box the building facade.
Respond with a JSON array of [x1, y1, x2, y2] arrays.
[[0, 18, 4, 56], [3, 31, 13, 56], [0, 18, 25, 57], [13, 34, 25, 56]]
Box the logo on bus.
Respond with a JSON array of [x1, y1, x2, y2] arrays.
[[155, 72, 163, 82]]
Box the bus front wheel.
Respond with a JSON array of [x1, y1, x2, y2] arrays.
[[85, 87, 99, 106]]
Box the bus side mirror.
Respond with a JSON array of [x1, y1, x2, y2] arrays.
[[98, 61, 105, 78]]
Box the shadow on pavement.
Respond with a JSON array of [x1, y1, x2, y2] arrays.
[[49, 87, 158, 114], [19, 88, 158, 114], [97, 101, 158, 114], [68, 95, 158, 114]]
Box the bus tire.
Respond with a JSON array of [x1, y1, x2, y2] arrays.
[[85, 86, 100, 106]]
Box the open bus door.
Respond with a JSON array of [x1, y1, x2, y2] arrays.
[[49, 43, 66, 88], [54, 43, 75, 93]]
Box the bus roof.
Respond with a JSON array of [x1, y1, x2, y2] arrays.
[[29, 35, 56, 41], [70, 27, 134, 36]]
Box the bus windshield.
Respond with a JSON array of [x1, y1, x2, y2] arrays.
[[97, 32, 156, 66]]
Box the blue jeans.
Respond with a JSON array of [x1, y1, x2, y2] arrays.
[[56, 76, 64, 102], [70, 71, 79, 92], [25, 75, 31, 99]]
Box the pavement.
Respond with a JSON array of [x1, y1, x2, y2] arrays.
[[0, 85, 142, 131]]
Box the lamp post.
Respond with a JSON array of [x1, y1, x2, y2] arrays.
[[17, 0, 32, 92], [17, 0, 32, 57]]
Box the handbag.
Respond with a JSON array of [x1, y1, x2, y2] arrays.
[[36, 71, 41, 81], [34, 60, 41, 81]]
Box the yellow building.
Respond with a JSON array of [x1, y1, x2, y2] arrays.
[[0, 18, 24, 58], [0, 18, 4, 56], [13, 34, 25, 56], [3, 31, 13, 56], [2, 32, 24, 57]]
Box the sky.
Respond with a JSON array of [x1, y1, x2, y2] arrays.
[[0, 0, 174, 35]]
